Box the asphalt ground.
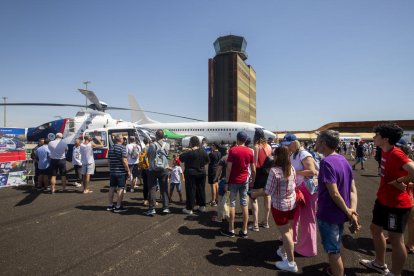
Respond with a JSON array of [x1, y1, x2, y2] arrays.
[[0, 157, 413, 276]]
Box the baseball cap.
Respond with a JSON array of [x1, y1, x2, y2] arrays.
[[280, 133, 297, 146], [236, 131, 248, 142], [396, 138, 407, 147]]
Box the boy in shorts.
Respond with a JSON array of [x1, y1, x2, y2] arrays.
[[360, 123, 414, 276]]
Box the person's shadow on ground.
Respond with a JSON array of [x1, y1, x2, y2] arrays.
[[205, 238, 279, 271]]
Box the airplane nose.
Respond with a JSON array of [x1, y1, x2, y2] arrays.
[[264, 130, 276, 140]]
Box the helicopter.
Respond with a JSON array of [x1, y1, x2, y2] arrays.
[[0, 89, 202, 163]]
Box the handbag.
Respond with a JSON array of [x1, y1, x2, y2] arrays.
[[260, 146, 273, 169], [303, 176, 318, 195]]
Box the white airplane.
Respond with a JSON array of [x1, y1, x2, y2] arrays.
[[128, 95, 277, 146]]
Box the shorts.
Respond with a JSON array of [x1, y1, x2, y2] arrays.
[[317, 219, 344, 254], [271, 207, 296, 226], [355, 157, 364, 163], [372, 200, 411, 233], [50, 159, 66, 177], [208, 172, 217, 184], [81, 163, 95, 175], [228, 182, 249, 208], [110, 174, 126, 189], [253, 167, 268, 189], [170, 182, 182, 193], [128, 164, 139, 178], [39, 167, 50, 176]]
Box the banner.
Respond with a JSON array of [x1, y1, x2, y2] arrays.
[[0, 128, 27, 188]]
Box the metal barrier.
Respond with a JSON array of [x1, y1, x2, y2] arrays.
[[25, 159, 36, 185]]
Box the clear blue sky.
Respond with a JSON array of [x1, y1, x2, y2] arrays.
[[1, 0, 413, 131]]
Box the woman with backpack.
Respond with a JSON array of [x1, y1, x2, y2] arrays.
[[249, 129, 273, 232], [281, 134, 318, 257]]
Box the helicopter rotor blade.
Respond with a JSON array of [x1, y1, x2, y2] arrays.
[[0, 103, 86, 108], [0, 103, 204, 122], [78, 89, 103, 111], [106, 106, 204, 122]]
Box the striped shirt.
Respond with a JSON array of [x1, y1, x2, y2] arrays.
[[265, 166, 297, 211], [109, 144, 127, 175]]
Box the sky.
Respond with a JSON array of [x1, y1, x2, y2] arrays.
[[1, 0, 413, 132]]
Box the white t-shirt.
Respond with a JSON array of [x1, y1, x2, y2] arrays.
[[170, 166, 183, 183], [80, 143, 94, 164], [72, 145, 82, 166], [290, 150, 312, 185], [126, 143, 140, 165], [48, 138, 68, 160]]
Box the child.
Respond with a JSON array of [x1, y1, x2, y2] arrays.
[[168, 159, 184, 203], [211, 147, 229, 222]]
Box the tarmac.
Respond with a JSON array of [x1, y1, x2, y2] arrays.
[[0, 157, 413, 276]]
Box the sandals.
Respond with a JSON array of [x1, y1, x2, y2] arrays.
[[259, 222, 270, 229]]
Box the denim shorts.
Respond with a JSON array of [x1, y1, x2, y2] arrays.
[[317, 219, 344, 254], [110, 174, 126, 188], [170, 182, 181, 193], [228, 182, 249, 207]]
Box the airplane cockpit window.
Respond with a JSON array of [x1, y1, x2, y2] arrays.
[[75, 112, 85, 117]]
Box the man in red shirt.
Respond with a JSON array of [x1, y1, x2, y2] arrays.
[[360, 123, 414, 276], [221, 131, 256, 238]]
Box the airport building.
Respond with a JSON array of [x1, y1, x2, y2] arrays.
[[208, 35, 256, 123]]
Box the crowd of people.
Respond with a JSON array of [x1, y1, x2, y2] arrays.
[[30, 123, 414, 276]]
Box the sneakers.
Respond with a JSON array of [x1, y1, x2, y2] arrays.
[[106, 205, 115, 211], [144, 209, 156, 216], [238, 230, 248, 238], [248, 224, 260, 232], [130, 188, 134, 193], [74, 182, 82, 188], [277, 247, 287, 261], [198, 206, 206, 212], [182, 208, 193, 215], [220, 229, 235, 238], [360, 259, 390, 274], [259, 222, 270, 229], [275, 259, 298, 273], [114, 206, 128, 213], [162, 208, 171, 214]]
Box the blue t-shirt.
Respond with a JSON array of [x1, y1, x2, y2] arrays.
[[36, 145, 50, 170], [317, 154, 353, 224], [108, 144, 127, 175]]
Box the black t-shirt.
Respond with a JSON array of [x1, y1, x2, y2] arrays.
[[356, 144, 364, 157], [208, 151, 222, 172], [180, 149, 209, 176]]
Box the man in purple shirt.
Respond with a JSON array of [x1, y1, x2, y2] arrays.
[[316, 130, 360, 276]]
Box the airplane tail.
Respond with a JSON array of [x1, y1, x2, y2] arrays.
[[128, 94, 159, 124]]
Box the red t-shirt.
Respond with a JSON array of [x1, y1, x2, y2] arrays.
[[227, 145, 254, 184], [377, 147, 412, 208]]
